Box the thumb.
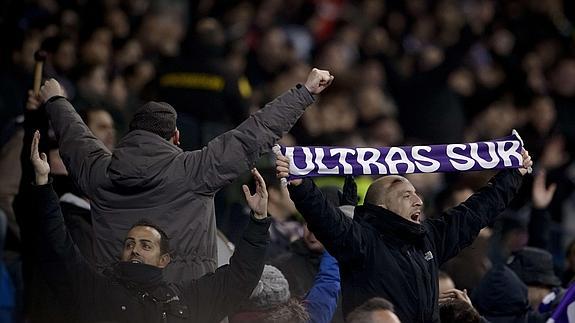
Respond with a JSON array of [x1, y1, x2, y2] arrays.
[[548, 183, 558, 195], [40, 152, 48, 162]]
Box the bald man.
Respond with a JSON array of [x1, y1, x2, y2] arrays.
[[276, 150, 532, 323]]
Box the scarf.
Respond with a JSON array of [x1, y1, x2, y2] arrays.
[[356, 203, 426, 247], [279, 131, 525, 179]]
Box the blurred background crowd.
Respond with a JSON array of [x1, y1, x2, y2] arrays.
[[1, 0, 575, 321]]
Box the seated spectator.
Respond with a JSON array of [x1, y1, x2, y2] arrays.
[[507, 247, 565, 318], [346, 298, 401, 323], [27, 131, 272, 323], [472, 264, 535, 323], [231, 251, 340, 323]]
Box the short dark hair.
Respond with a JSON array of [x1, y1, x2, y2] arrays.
[[129, 219, 170, 255], [439, 299, 480, 323], [347, 297, 396, 323]]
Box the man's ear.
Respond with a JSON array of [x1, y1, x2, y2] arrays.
[[158, 253, 171, 268], [172, 128, 180, 146]]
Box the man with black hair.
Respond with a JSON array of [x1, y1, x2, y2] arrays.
[[35, 68, 333, 281], [26, 131, 272, 323]]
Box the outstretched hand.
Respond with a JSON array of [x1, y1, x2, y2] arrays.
[[30, 130, 50, 185], [304, 68, 334, 95], [532, 170, 557, 209], [275, 154, 302, 186], [242, 168, 269, 219], [39, 78, 65, 103]]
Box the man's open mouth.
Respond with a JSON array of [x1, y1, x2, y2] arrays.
[[130, 258, 143, 264], [410, 212, 421, 222]]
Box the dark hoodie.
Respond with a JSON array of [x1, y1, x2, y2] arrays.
[[44, 85, 315, 282], [473, 265, 530, 323]]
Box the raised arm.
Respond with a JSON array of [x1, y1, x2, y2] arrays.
[[276, 155, 363, 263], [186, 68, 333, 194], [29, 131, 95, 305], [304, 251, 341, 323], [425, 149, 532, 265], [39, 79, 110, 196], [182, 169, 272, 322]]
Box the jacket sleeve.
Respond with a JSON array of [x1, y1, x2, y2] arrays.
[[32, 182, 96, 306], [183, 215, 271, 323], [304, 251, 341, 323], [184, 86, 314, 194], [44, 97, 111, 196], [288, 179, 364, 263], [425, 169, 523, 265]]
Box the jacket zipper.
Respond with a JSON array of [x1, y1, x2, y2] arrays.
[[162, 311, 167, 323]]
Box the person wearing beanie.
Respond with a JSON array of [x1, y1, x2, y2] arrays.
[[34, 69, 333, 282], [507, 247, 565, 319], [230, 252, 340, 323]]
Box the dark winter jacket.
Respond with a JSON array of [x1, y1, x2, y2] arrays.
[[31, 182, 271, 323], [288, 169, 523, 323], [44, 85, 313, 281]]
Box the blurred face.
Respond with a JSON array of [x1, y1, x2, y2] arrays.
[[303, 225, 324, 254], [54, 40, 76, 72], [121, 226, 170, 268], [381, 177, 423, 223], [87, 110, 116, 150]]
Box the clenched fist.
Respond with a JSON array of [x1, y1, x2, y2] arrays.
[[39, 78, 66, 103], [304, 68, 334, 95]]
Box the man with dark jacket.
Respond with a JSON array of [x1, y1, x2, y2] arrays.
[[35, 68, 333, 281], [27, 131, 272, 323], [275, 150, 533, 323]]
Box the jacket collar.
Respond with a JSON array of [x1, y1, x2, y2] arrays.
[[355, 203, 426, 247]]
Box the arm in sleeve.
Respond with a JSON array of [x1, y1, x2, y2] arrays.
[[44, 97, 111, 196], [288, 179, 364, 263], [185, 86, 314, 194], [184, 215, 271, 323], [32, 182, 96, 306], [304, 251, 341, 323], [426, 169, 523, 265]]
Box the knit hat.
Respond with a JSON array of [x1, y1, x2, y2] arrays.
[[507, 247, 561, 287], [129, 102, 177, 139], [247, 265, 290, 311]]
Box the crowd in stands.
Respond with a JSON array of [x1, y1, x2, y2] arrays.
[[1, 0, 575, 322]]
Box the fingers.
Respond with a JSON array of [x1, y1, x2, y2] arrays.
[[242, 184, 251, 200], [251, 168, 267, 194], [31, 130, 40, 160]]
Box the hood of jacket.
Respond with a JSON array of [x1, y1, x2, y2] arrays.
[[354, 203, 427, 247], [108, 130, 183, 188], [472, 264, 530, 319]]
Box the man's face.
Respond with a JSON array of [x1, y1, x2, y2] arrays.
[[121, 226, 170, 268], [381, 178, 423, 223], [87, 110, 116, 150]]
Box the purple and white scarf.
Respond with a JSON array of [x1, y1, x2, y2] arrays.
[[278, 131, 526, 180]]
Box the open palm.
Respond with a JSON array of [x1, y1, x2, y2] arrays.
[[242, 168, 268, 219]]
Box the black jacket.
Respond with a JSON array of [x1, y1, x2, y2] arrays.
[[30, 182, 271, 323], [288, 169, 523, 323]]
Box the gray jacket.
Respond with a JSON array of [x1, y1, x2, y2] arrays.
[[45, 85, 314, 281]]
